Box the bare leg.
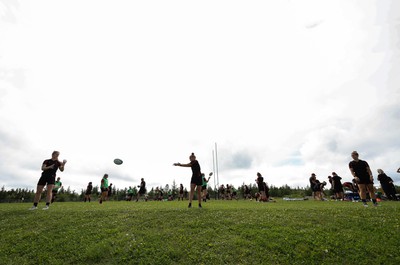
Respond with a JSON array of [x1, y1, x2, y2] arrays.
[[367, 184, 376, 199], [197, 186, 202, 205], [34, 185, 45, 204], [46, 184, 54, 204], [189, 184, 195, 204]]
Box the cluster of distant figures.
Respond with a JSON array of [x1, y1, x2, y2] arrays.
[[28, 151, 398, 210], [308, 151, 399, 207]]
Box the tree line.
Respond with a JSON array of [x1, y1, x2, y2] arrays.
[[1, 183, 398, 203]]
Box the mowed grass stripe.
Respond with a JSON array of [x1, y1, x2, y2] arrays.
[[0, 200, 399, 265]]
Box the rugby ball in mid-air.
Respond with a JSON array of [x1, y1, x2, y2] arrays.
[[114, 158, 123, 165]]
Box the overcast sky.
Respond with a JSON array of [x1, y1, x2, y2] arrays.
[[1, 0, 399, 193]]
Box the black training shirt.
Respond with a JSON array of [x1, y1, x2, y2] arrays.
[[41, 159, 61, 177], [349, 160, 371, 183], [190, 160, 201, 177]]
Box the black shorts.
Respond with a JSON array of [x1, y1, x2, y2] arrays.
[[358, 178, 372, 185], [139, 188, 146, 195], [258, 184, 264, 192], [85, 192, 92, 195], [52, 190, 58, 194], [101, 188, 108, 192], [37, 175, 55, 186], [201, 186, 207, 191], [191, 175, 202, 186], [334, 187, 343, 193]]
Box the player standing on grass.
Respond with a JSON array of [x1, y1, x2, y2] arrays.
[[137, 178, 147, 202], [99, 174, 109, 204], [201, 173, 211, 202], [256, 172, 266, 202], [179, 184, 184, 201], [84, 182, 93, 202], [309, 173, 317, 200], [243, 185, 251, 200], [29, 151, 67, 210], [331, 172, 344, 200], [51, 177, 62, 203], [174, 153, 203, 208], [349, 151, 379, 207]]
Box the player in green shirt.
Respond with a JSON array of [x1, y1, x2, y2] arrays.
[[51, 177, 62, 203], [127, 187, 134, 201], [201, 173, 211, 202], [99, 174, 109, 204]]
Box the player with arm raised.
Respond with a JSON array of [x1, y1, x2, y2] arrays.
[[174, 153, 203, 208]]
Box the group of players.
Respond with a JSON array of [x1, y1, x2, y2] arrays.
[[29, 150, 398, 210], [309, 151, 399, 207]]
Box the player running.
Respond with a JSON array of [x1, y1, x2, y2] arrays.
[[29, 151, 67, 210], [51, 177, 62, 203], [174, 153, 203, 208], [99, 174, 109, 204]]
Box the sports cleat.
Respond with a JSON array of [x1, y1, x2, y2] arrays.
[[42, 205, 50, 210], [29, 206, 38, 210], [373, 204, 381, 207], [198, 204, 202, 208], [188, 203, 192, 208], [363, 204, 368, 208]]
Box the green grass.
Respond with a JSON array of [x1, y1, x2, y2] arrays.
[[0, 200, 399, 265]]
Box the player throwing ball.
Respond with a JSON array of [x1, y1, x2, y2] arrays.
[[174, 153, 203, 208], [29, 151, 67, 210]]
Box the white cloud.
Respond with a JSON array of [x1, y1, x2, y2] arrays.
[[0, 0, 399, 192]]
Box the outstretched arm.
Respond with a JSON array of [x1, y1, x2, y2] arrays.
[[173, 162, 192, 167]]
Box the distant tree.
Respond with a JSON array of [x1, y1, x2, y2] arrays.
[[147, 187, 155, 200], [171, 180, 178, 198]]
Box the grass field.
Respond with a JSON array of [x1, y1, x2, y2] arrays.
[[0, 199, 399, 265]]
